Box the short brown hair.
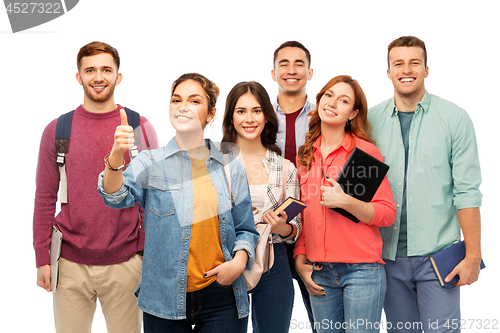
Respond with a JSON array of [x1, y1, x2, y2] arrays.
[[387, 36, 427, 68], [77, 41, 120, 71], [273, 41, 311, 68]]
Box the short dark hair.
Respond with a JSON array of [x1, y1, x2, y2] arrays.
[[273, 41, 311, 68], [77, 41, 120, 71], [387, 36, 427, 68], [222, 81, 281, 155]]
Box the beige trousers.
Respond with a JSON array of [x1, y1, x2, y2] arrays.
[[53, 255, 143, 333]]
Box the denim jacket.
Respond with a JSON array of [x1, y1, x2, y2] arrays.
[[98, 138, 259, 320]]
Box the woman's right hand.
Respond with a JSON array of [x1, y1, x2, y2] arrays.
[[295, 254, 326, 296], [112, 109, 135, 156]]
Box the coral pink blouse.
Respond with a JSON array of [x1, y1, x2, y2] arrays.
[[294, 134, 396, 264]]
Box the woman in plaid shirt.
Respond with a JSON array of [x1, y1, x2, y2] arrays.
[[222, 81, 301, 333]]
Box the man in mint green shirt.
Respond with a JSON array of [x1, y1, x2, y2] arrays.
[[369, 36, 482, 333]]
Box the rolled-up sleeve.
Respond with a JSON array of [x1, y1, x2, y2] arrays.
[[97, 173, 132, 207], [450, 108, 482, 209], [97, 152, 150, 210]]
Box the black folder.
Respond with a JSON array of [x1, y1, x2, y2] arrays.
[[330, 147, 390, 222]]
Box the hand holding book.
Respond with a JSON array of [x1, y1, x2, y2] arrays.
[[273, 197, 306, 223], [262, 209, 291, 238], [321, 176, 376, 224], [324, 147, 390, 222], [430, 241, 485, 287]]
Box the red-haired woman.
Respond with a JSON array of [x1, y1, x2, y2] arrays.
[[294, 75, 396, 333]]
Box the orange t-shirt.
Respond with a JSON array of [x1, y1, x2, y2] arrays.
[[186, 157, 225, 292]]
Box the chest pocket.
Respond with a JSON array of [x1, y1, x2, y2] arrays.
[[148, 177, 180, 218]]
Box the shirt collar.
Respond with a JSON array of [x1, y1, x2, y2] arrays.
[[391, 90, 430, 116], [312, 133, 352, 153], [274, 96, 312, 115]]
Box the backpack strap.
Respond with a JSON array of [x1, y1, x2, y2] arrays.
[[124, 107, 141, 159], [55, 110, 74, 203]]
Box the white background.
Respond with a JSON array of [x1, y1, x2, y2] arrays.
[[0, 0, 498, 332]]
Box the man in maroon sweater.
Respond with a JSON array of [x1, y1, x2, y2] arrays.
[[33, 41, 158, 333]]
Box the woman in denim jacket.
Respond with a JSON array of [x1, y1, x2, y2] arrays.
[[98, 73, 259, 333], [221, 81, 301, 333]]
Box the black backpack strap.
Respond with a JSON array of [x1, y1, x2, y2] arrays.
[[55, 110, 75, 203], [124, 107, 141, 159]]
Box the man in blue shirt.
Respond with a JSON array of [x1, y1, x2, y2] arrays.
[[369, 36, 482, 333], [271, 41, 316, 332]]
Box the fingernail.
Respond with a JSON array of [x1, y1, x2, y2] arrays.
[[203, 273, 207, 278], [325, 176, 330, 179]]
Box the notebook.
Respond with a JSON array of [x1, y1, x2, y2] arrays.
[[274, 197, 307, 223], [50, 227, 63, 292], [330, 147, 390, 222], [430, 240, 486, 287]]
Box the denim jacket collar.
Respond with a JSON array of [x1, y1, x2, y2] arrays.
[[164, 137, 225, 166]]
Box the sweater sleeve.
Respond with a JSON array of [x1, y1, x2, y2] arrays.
[[139, 116, 159, 151], [33, 120, 59, 267]]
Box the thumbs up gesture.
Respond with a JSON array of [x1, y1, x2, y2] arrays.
[[112, 109, 135, 155]]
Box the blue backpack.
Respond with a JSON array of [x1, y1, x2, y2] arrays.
[[54, 107, 141, 203]]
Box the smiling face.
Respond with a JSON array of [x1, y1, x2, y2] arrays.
[[76, 53, 122, 104], [271, 47, 313, 96], [169, 79, 214, 134], [232, 92, 267, 145], [387, 46, 429, 102], [318, 82, 359, 128]]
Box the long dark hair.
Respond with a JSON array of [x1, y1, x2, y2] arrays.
[[222, 81, 281, 155]]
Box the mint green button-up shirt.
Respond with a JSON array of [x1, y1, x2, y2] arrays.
[[368, 91, 482, 260]]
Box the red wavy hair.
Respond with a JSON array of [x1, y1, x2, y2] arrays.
[[297, 75, 374, 170]]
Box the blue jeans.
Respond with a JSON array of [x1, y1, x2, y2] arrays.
[[143, 281, 248, 333], [249, 242, 294, 333], [309, 262, 386, 333], [384, 257, 460, 333]]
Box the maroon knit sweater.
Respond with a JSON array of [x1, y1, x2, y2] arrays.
[[33, 104, 158, 267]]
